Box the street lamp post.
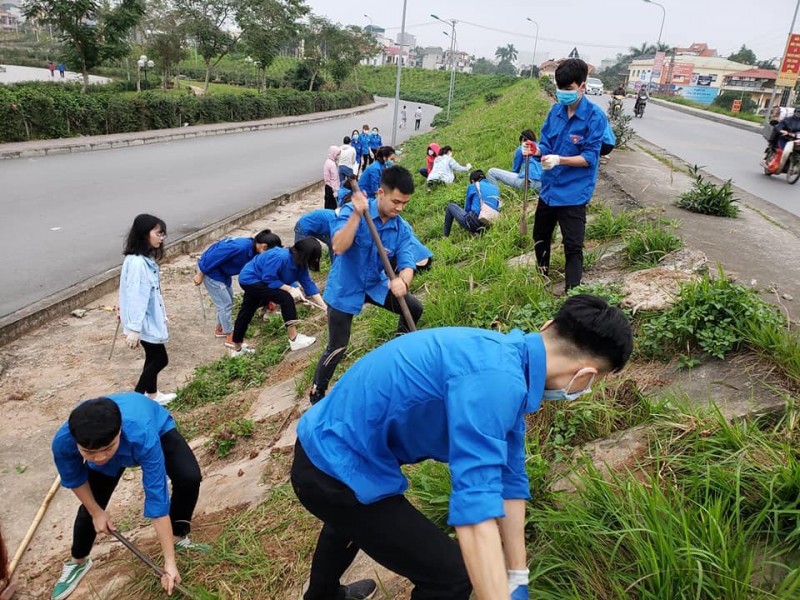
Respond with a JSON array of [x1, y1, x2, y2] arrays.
[[526, 18, 539, 79], [643, 0, 665, 91], [390, 0, 408, 146], [764, 0, 800, 127], [137, 54, 154, 91], [363, 13, 373, 35], [432, 14, 457, 121]]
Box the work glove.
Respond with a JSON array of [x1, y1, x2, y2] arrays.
[[509, 569, 529, 599], [521, 141, 539, 156], [465, 163, 473, 170], [126, 331, 141, 349], [541, 155, 561, 170], [288, 286, 304, 301]]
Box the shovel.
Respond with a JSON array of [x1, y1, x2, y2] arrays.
[[111, 530, 196, 599]]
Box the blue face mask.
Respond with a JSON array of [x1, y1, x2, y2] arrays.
[[556, 89, 580, 106], [385, 160, 394, 167], [353, 135, 359, 140], [542, 368, 596, 402]]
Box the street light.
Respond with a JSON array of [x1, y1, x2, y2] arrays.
[[643, 0, 665, 91], [526, 18, 540, 79], [137, 54, 154, 91], [432, 13, 457, 121], [363, 13, 373, 34], [390, 0, 408, 146]]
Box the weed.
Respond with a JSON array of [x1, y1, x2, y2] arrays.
[[211, 418, 255, 457], [585, 206, 637, 240], [676, 165, 740, 217], [636, 144, 682, 172], [623, 221, 683, 268], [484, 91, 501, 103]]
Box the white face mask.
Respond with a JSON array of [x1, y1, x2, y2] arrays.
[[542, 368, 596, 402]]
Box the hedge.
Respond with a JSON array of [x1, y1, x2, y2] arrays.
[[0, 83, 373, 142]]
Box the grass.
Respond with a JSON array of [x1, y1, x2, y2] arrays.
[[636, 143, 682, 172], [586, 205, 637, 240], [623, 220, 683, 268], [676, 165, 740, 218], [653, 94, 763, 124]]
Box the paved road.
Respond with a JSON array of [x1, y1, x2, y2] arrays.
[[0, 98, 439, 318], [0, 64, 109, 85], [585, 95, 800, 217]]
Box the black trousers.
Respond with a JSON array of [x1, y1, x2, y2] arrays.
[[233, 283, 296, 344], [135, 341, 168, 395], [533, 202, 587, 291], [600, 143, 615, 156], [415, 119, 421, 130], [71, 429, 202, 559], [312, 292, 423, 397], [324, 185, 337, 210], [291, 441, 471, 600]]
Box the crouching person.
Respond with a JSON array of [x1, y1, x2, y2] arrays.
[[50, 393, 206, 600], [292, 295, 633, 600], [443, 170, 501, 237]]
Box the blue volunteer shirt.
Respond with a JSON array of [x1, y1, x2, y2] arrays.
[[465, 180, 501, 215], [368, 133, 382, 151], [537, 96, 606, 206], [52, 392, 176, 519], [512, 146, 543, 182], [603, 119, 616, 146], [358, 160, 385, 199], [298, 209, 338, 239], [197, 237, 255, 287], [239, 247, 319, 296], [297, 327, 547, 527], [337, 186, 353, 207], [323, 199, 415, 314], [409, 233, 432, 263]]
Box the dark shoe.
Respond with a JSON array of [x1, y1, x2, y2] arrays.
[[309, 387, 325, 405], [342, 579, 377, 600]]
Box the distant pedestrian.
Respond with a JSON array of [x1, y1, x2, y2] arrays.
[[360, 124, 373, 170], [338, 136, 357, 187], [48, 61, 55, 77], [414, 106, 423, 130], [230, 240, 325, 356], [58, 63, 65, 79], [119, 214, 175, 407], [400, 105, 407, 128], [193, 230, 282, 348], [324, 145, 341, 210]]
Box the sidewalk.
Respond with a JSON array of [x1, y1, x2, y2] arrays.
[[0, 100, 386, 160]]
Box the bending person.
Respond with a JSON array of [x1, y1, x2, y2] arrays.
[[295, 209, 338, 260], [427, 146, 471, 185], [443, 170, 501, 237]]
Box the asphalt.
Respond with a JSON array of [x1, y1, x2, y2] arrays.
[[0, 97, 439, 320], [585, 94, 800, 218]]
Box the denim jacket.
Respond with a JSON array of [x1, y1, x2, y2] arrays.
[[120, 254, 168, 344]]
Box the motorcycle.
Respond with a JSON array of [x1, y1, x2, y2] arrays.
[[763, 131, 800, 184], [608, 95, 625, 119], [634, 97, 646, 118]]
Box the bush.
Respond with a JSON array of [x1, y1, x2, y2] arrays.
[[610, 113, 635, 148], [0, 83, 373, 142], [676, 165, 740, 218]]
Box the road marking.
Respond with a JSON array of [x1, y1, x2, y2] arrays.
[[50, 227, 62, 231]]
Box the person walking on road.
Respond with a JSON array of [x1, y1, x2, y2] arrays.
[[359, 124, 373, 171], [323, 145, 341, 210], [230, 239, 325, 356], [48, 61, 55, 77], [292, 294, 633, 600], [308, 166, 423, 404], [414, 106, 423, 130], [523, 58, 606, 292], [50, 393, 208, 600], [193, 230, 282, 348], [119, 214, 175, 407], [338, 136, 357, 187], [400, 105, 407, 129], [58, 63, 66, 79]]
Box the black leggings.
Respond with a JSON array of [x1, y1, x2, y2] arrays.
[[291, 441, 471, 600], [312, 292, 423, 397], [135, 341, 168, 395], [232, 283, 296, 344], [71, 429, 202, 559]]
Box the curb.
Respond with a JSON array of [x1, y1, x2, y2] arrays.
[[0, 101, 386, 160], [0, 180, 323, 346], [649, 98, 765, 135]]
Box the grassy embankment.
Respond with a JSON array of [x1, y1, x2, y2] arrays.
[[124, 78, 800, 599], [653, 93, 763, 124]]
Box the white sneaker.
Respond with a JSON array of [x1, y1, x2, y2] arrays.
[[230, 345, 255, 357], [152, 391, 176, 406], [289, 333, 316, 351]]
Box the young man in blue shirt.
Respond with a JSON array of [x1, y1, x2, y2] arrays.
[[49, 393, 206, 600], [309, 166, 423, 404], [487, 129, 543, 192], [292, 294, 633, 600], [523, 58, 606, 291]]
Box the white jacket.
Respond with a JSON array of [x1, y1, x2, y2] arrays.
[[119, 254, 168, 344], [427, 155, 469, 184], [339, 144, 357, 170]]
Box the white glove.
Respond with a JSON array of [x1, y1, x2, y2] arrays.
[[465, 163, 473, 170], [126, 331, 141, 349], [288, 287, 304, 301], [542, 155, 561, 170]]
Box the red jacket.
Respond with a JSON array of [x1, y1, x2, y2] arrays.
[[426, 143, 440, 173]]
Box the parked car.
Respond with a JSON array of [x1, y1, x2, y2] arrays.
[[586, 78, 604, 95]]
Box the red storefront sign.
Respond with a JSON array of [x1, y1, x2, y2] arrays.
[[776, 33, 800, 88]]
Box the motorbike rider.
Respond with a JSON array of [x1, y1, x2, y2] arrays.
[[613, 83, 626, 98], [765, 106, 800, 171], [634, 86, 649, 114]]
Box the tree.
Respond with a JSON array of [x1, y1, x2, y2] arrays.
[[628, 42, 656, 59], [727, 44, 756, 65], [143, 0, 188, 89], [472, 57, 497, 75], [756, 57, 777, 70], [494, 44, 517, 63], [496, 60, 517, 76], [23, 0, 144, 92]]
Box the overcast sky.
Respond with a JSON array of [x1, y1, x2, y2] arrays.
[[305, 0, 793, 67]]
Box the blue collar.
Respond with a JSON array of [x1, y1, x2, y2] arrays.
[[555, 95, 591, 122], [523, 333, 547, 413]]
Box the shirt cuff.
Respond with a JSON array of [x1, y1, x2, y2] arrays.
[[143, 499, 171, 519], [448, 488, 505, 527]]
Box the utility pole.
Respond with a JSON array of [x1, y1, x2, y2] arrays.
[[526, 18, 539, 79], [432, 14, 457, 121], [765, 0, 800, 127], [390, 0, 408, 146]]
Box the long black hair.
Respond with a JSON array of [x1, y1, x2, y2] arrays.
[[123, 213, 167, 260], [253, 229, 282, 250], [291, 238, 322, 272]]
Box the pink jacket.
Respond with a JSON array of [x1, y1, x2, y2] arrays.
[[323, 145, 341, 191]]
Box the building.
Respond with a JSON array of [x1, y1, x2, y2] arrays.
[[364, 24, 385, 38], [396, 32, 416, 48], [600, 57, 619, 71], [628, 54, 751, 104], [721, 68, 790, 111], [674, 42, 717, 57], [0, 8, 19, 31]]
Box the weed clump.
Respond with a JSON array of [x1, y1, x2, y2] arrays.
[[676, 165, 740, 217], [623, 221, 683, 268], [211, 418, 255, 457]]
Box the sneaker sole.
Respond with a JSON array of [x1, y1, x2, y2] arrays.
[[52, 559, 92, 600]]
